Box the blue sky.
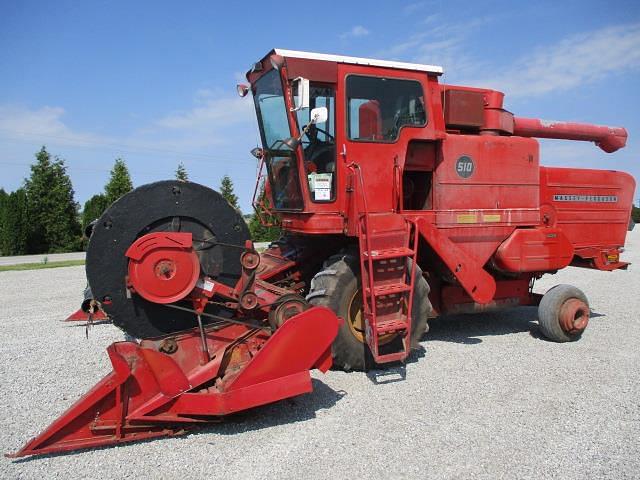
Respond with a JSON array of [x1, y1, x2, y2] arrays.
[[1, 0, 639, 212]]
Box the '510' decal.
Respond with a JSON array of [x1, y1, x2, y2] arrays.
[[455, 155, 474, 178]]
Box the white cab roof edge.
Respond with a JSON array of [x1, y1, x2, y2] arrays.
[[274, 49, 443, 75]]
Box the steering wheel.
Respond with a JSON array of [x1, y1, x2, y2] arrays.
[[302, 124, 335, 160], [306, 123, 335, 143]]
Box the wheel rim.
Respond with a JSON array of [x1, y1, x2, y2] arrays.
[[346, 289, 395, 345], [559, 298, 590, 335]]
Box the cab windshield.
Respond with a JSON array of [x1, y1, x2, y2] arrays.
[[253, 69, 303, 210]]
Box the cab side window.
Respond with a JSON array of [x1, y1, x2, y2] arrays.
[[347, 76, 426, 142]]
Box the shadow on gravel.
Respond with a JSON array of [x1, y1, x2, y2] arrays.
[[424, 306, 606, 344], [361, 308, 540, 382], [426, 307, 540, 344], [367, 364, 407, 384], [207, 378, 346, 437]]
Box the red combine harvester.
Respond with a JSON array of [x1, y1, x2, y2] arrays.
[[10, 49, 635, 458]]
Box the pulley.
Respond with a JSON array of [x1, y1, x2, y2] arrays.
[[86, 180, 250, 339], [125, 232, 200, 304]]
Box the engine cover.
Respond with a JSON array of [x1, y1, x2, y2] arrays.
[[86, 180, 250, 338]]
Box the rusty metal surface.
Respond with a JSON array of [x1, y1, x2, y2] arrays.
[[559, 298, 590, 335]]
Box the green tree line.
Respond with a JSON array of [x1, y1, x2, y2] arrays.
[[0, 149, 280, 256]]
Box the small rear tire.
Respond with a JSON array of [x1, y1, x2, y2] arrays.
[[538, 284, 590, 342], [306, 252, 430, 371]]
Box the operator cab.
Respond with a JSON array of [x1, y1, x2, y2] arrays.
[[241, 49, 443, 232]]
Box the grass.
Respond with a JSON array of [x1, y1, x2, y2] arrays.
[[0, 259, 85, 272]]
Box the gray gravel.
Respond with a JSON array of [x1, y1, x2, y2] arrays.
[[1, 231, 639, 479]]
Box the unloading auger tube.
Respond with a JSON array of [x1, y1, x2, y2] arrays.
[[8, 180, 340, 458]]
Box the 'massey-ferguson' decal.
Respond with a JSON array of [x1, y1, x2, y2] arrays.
[[553, 194, 618, 203]]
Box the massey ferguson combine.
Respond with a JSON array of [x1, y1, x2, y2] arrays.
[[10, 49, 635, 457]]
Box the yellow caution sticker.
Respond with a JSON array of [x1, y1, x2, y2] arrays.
[[482, 214, 502, 223], [456, 213, 477, 224]]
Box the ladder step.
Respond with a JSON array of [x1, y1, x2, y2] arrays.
[[363, 247, 414, 260], [368, 283, 412, 297], [373, 351, 408, 363], [376, 318, 409, 334]]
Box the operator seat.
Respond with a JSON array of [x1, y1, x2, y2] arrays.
[[359, 100, 382, 140]]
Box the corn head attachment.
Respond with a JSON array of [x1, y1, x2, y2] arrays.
[[9, 180, 340, 458], [10, 307, 337, 458]]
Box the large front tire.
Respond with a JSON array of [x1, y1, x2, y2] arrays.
[[306, 252, 430, 371]]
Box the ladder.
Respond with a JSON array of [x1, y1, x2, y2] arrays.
[[358, 212, 418, 364]]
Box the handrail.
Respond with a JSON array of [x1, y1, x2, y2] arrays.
[[347, 162, 376, 322], [405, 218, 419, 344], [392, 156, 401, 213]]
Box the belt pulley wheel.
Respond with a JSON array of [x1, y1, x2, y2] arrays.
[[126, 232, 201, 304], [269, 294, 309, 330], [86, 180, 250, 339]]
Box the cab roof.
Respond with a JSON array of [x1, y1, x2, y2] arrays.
[[273, 49, 443, 75]]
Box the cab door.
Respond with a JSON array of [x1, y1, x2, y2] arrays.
[[336, 64, 439, 214]]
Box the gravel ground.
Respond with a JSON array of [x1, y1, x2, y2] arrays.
[[1, 230, 638, 479]]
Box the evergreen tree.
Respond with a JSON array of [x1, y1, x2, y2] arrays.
[[219, 175, 240, 210], [632, 204, 640, 223], [175, 162, 189, 181], [248, 182, 281, 242], [82, 194, 109, 231], [0, 188, 8, 255], [248, 213, 282, 242], [105, 157, 133, 205], [0, 189, 30, 255], [24, 147, 81, 253]]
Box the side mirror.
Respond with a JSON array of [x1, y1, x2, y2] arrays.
[[310, 107, 328, 125], [250, 147, 263, 159], [291, 77, 309, 112]]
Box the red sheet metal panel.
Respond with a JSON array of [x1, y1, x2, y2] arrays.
[[435, 134, 540, 211], [493, 227, 574, 272], [443, 89, 484, 128], [539, 166, 636, 250]]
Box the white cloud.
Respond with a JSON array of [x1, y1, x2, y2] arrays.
[[340, 25, 370, 40], [381, 32, 429, 57], [466, 22, 640, 97], [0, 93, 262, 211], [403, 2, 425, 15], [0, 89, 256, 155], [154, 95, 252, 131], [380, 18, 640, 101], [132, 93, 256, 151], [538, 139, 638, 182], [0, 105, 109, 148], [422, 13, 441, 25], [379, 16, 496, 76]]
